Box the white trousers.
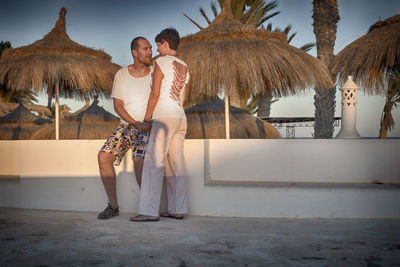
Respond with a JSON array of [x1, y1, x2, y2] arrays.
[[138, 117, 188, 216]]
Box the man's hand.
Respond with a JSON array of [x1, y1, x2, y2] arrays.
[[132, 121, 151, 132], [132, 121, 142, 130]]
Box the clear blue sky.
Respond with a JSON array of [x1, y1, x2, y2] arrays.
[[1, 0, 399, 137]]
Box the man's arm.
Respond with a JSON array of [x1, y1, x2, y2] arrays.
[[113, 98, 140, 127]]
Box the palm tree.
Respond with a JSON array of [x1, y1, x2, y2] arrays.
[[0, 41, 12, 58], [0, 89, 38, 104], [312, 0, 340, 138], [379, 71, 400, 138]]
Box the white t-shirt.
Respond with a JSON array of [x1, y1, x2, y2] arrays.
[[111, 66, 152, 124], [152, 55, 189, 119]]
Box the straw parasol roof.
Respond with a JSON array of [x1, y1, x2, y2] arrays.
[[30, 98, 120, 139], [331, 14, 400, 94], [185, 98, 281, 139], [0, 102, 40, 123], [0, 102, 17, 116], [178, 0, 333, 103], [0, 7, 120, 139], [0, 103, 51, 140], [0, 7, 120, 99], [0, 102, 52, 118]]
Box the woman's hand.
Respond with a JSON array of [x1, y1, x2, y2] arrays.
[[141, 120, 153, 132]]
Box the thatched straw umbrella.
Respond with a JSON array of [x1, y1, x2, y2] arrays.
[[0, 103, 51, 140], [0, 102, 52, 118], [0, 7, 120, 139], [0, 102, 17, 116], [30, 97, 120, 140], [185, 99, 281, 139], [331, 14, 400, 138], [178, 0, 333, 138]]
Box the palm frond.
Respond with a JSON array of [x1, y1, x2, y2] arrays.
[[264, 0, 279, 12], [283, 25, 292, 34], [231, 0, 247, 20], [299, 42, 316, 52], [287, 33, 296, 43], [258, 11, 280, 26], [183, 13, 204, 30], [200, 8, 212, 25], [211, 1, 219, 17]]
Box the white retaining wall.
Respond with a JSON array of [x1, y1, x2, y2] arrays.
[[0, 139, 399, 218]]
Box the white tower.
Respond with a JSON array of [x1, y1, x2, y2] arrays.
[[336, 76, 361, 139]]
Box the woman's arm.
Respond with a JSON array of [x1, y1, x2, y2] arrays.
[[144, 63, 164, 121]]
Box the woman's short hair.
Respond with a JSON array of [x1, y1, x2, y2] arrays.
[[155, 28, 180, 50]]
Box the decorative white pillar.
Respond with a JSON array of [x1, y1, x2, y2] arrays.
[[336, 76, 361, 139]]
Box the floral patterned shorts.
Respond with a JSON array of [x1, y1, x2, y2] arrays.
[[99, 123, 149, 166]]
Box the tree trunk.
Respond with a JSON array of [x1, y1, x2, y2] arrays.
[[257, 92, 272, 118], [84, 95, 90, 106], [378, 100, 393, 139], [312, 0, 339, 138], [314, 87, 336, 138], [378, 77, 398, 139], [47, 92, 53, 109]]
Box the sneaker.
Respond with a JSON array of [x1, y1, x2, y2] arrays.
[[97, 203, 119, 219]]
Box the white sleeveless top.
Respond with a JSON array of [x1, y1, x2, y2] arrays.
[[152, 55, 189, 119]]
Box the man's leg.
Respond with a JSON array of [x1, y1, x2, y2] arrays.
[[98, 151, 118, 209], [133, 158, 144, 188]]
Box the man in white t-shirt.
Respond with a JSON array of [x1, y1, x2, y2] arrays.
[[97, 37, 153, 220]]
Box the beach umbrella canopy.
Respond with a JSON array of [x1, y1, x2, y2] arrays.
[[331, 14, 400, 94], [0, 7, 120, 139], [30, 98, 120, 140], [0, 7, 119, 98], [0, 102, 52, 118], [331, 14, 400, 138], [64, 96, 119, 123], [0, 103, 50, 140], [0, 102, 17, 116], [185, 99, 281, 139], [0, 102, 40, 123], [178, 0, 333, 104]]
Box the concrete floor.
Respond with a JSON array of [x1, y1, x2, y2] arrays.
[[0, 208, 399, 267]]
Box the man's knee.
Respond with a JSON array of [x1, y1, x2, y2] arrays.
[[98, 151, 115, 166]]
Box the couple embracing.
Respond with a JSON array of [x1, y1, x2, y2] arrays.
[[97, 28, 189, 222]]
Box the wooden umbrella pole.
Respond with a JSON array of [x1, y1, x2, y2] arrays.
[[225, 95, 230, 139], [55, 84, 60, 140]]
